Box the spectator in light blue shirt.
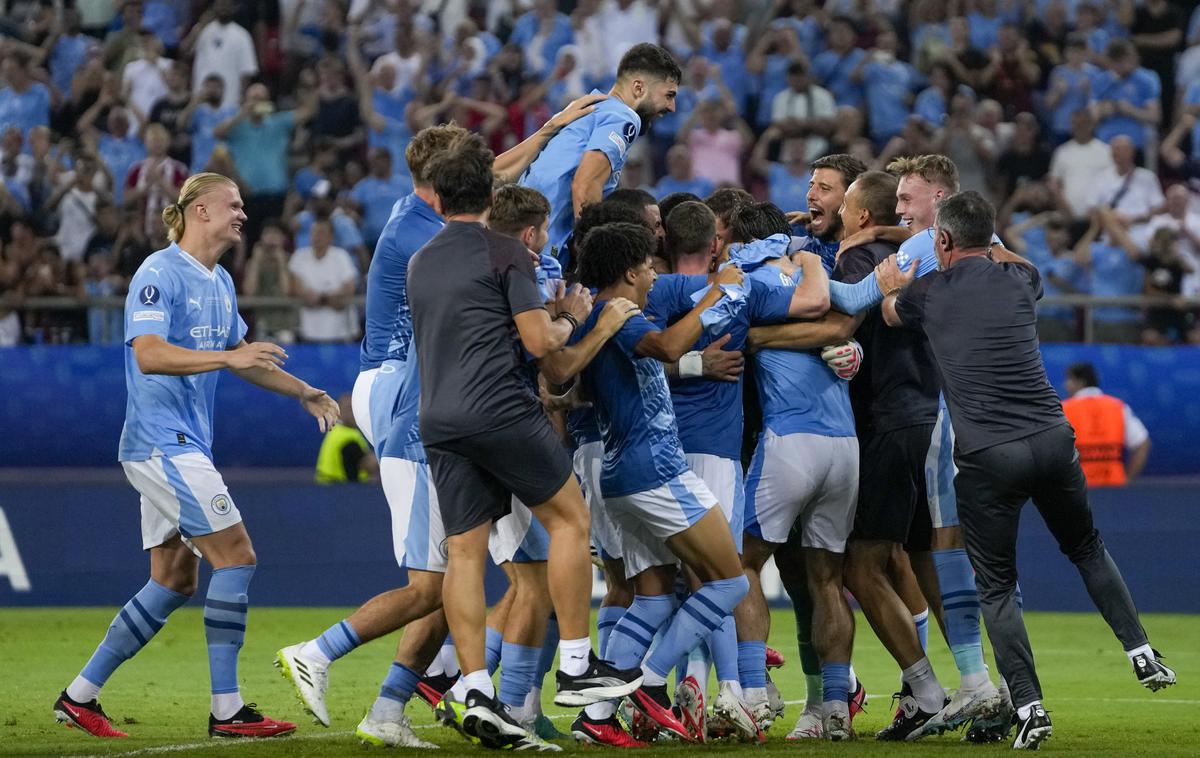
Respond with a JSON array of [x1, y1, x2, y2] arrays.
[[0, 52, 51, 146], [1089, 39, 1161, 150], [967, 0, 1004, 50], [651, 145, 715, 201], [812, 16, 865, 108], [94, 109, 146, 206], [749, 130, 811, 214], [1046, 35, 1101, 143], [852, 26, 920, 146], [348, 148, 413, 248], [509, 0, 574, 77], [47, 9, 99, 97], [186, 75, 237, 174]]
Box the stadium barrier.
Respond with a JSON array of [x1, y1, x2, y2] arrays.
[[0, 474, 1196, 611], [1, 343, 1198, 474]]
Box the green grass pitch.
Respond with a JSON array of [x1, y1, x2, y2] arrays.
[[1, 608, 1196, 756]]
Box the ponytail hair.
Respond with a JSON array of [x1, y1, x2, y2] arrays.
[[162, 172, 237, 242]]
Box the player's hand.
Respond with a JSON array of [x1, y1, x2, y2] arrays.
[[874, 254, 917, 294], [714, 264, 744, 288], [301, 386, 340, 432], [226, 341, 287, 371], [556, 282, 594, 323], [546, 92, 608, 133], [785, 210, 811, 227], [839, 227, 880, 252], [821, 340, 863, 381], [701, 333, 744, 382], [597, 296, 640, 336]]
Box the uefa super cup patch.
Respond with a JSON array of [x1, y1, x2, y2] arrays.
[[139, 285, 160, 305], [210, 494, 232, 516]]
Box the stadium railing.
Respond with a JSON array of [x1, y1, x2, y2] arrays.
[[9, 294, 1200, 343]]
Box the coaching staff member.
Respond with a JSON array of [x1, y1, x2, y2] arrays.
[[407, 134, 641, 748], [881, 191, 1176, 751]]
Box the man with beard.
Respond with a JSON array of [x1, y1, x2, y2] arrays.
[[519, 43, 680, 268]]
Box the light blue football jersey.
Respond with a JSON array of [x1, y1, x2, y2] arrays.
[[119, 244, 248, 462], [359, 192, 444, 371], [519, 91, 641, 265], [897, 226, 1004, 279], [577, 305, 688, 498], [746, 265, 856, 438], [644, 274, 792, 460]]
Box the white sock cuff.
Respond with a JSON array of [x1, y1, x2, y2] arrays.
[[1125, 643, 1154, 662], [912, 608, 929, 623]]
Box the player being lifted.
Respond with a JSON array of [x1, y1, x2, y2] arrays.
[[520, 43, 680, 268], [55, 173, 340, 740]]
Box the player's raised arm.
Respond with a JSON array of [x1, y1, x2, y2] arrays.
[[637, 264, 743, 362], [493, 93, 608, 184]]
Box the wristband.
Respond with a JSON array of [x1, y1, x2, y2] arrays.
[[555, 311, 579, 330], [679, 350, 703, 379]]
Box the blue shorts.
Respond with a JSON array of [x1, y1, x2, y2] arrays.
[[926, 398, 959, 529]]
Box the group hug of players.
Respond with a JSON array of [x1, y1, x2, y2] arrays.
[[54, 43, 1175, 752]]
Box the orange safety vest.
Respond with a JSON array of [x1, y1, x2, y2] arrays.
[[1062, 394, 1127, 487]]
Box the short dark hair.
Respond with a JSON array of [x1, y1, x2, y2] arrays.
[[616, 43, 682, 83], [1067, 362, 1100, 388], [488, 184, 550, 237], [730, 201, 790, 244], [1106, 38, 1135, 61], [659, 191, 702, 222], [934, 191, 996, 250], [852, 170, 900, 226], [429, 133, 494, 217], [705, 187, 754, 227], [665, 201, 716, 260], [787, 60, 807, 76], [577, 222, 655, 290], [607, 187, 657, 209], [568, 199, 649, 276], [811, 153, 868, 189]]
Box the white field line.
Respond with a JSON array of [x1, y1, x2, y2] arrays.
[[57, 696, 1200, 757]]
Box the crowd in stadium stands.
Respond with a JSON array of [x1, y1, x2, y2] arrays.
[[1, 0, 1199, 346]]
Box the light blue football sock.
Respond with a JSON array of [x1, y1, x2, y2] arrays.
[[822, 661, 851, 704], [79, 579, 189, 689], [485, 625, 503, 675], [498, 642, 541, 708], [644, 576, 749, 684], [913, 608, 930, 652], [315, 620, 361, 663], [738, 640, 768, 690], [934, 548, 987, 677], [597, 605, 624, 657], [710, 614, 740, 683], [379, 662, 420, 703], [204, 565, 255, 695], [605, 594, 675, 668]]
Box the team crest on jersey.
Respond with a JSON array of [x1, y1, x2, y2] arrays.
[[140, 285, 160, 305], [210, 494, 232, 515]]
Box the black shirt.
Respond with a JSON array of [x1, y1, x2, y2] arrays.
[[834, 240, 940, 436], [894, 255, 1067, 455], [408, 221, 546, 445]]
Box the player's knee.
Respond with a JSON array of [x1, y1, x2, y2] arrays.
[[409, 576, 445, 612], [1061, 528, 1104, 565]]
